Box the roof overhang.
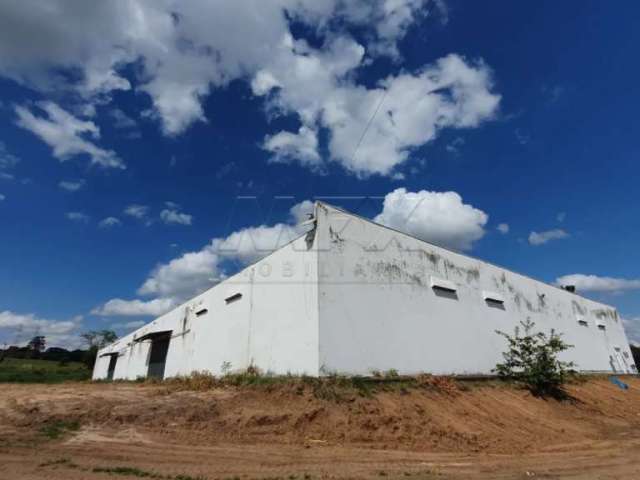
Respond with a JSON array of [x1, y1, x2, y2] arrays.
[[99, 351, 120, 357], [134, 330, 172, 342]]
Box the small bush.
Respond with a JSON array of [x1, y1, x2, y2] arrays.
[[494, 319, 575, 396]]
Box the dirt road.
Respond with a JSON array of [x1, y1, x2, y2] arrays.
[[1, 377, 639, 479]]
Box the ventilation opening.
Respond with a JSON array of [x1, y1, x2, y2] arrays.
[[429, 276, 457, 293], [577, 319, 588, 327], [597, 324, 606, 331], [486, 299, 505, 308], [195, 308, 208, 317], [225, 293, 242, 304], [482, 291, 505, 306]]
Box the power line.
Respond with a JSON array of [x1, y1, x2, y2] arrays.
[[349, 88, 388, 165]]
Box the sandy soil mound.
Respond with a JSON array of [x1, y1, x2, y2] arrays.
[[1, 376, 639, 479]]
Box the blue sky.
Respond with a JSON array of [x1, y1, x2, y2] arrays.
[[1, 0, 639, 348]]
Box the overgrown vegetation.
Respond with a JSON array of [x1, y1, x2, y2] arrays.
[[40, 419, 81, 439], [0, 358, 91, 383], [38, 461, 203, 479], [494, 319, 576, 396], [149, 368, 461, 401], [39, 458, 79, 468], [92, 466, 205, 479]]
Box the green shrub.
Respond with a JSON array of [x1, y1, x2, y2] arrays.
[[494, 319, 575, 396]]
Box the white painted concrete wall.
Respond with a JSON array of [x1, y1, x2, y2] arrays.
[[316, 203, 635, 376], [93, 233, 319, 380], [95, 201, 636, 380]]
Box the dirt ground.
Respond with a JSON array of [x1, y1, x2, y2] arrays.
[[1, 377, 639, 479]]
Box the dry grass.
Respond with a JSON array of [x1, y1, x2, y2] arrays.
[[139, 370, 466, 402]]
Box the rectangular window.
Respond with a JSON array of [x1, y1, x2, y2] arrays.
[[225, 293, 242, 305], [576, 315, 588, 327], [195, 308, 208, 317], [597, 323, 606, 331]]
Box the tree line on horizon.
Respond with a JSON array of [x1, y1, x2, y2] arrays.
[[0, 330, 117, 369]]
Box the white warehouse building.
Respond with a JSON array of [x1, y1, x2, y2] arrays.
[[93, 202, 636, 380]]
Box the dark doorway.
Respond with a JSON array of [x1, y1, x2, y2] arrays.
[[106, 355, 118, 380], [147, 334, 171, 379]]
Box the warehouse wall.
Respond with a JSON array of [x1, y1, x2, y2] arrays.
[[95, 201, 635, 381], [316, 203, 635, 376], [93, 232, 319, 379]]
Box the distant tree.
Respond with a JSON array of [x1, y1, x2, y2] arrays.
[[81, 330, 118, 369], [69, 349, 87, 363], [28, 336, 46, 357], [42, 347, 71, 363], [81, 330, 117, 349], [494, 319, 575, 396]]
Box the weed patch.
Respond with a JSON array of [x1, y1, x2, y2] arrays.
[[93, 466, 205, 479], [40, 419, 80, 439], [39, 457, 80, 469], [133, 369, 467, 402]]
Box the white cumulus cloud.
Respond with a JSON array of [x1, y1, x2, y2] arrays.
[[0, 1, 431, 136], [622, 317, 640, 345], [289, 199, 315, 224], [0, 1, 498, 176], [95, 200, 312, 315], [15, 102, 124, 169], [555, 274, 640, 293], [66, 211, 90, 223], [92, 298, 176, 317], [109, 108, 137, 129], [0, 310, 84, 349], [528, 229, 569, 246], [136, 246, 225, 302], [98, 217, 122, 229], [0, 142, 19, 180], [264, 126, 321, 168], [59, 179, 85, 192], [124, 204, 149, 220], [111, 320, 147, 331], [374, 188, 488, 251], [497, 223, 509, 234], [257, 49, 500, 176], [160, 208, 193, 226]]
